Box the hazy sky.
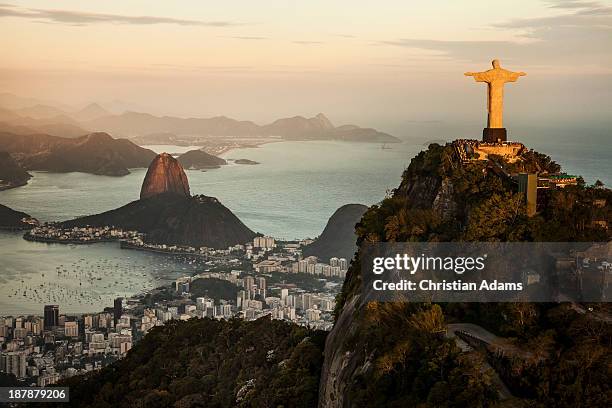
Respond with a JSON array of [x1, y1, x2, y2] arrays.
[[1, 0, 611, 131]]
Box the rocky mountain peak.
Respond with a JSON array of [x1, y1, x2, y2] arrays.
[[80, 132, 114, 143], [140, 153, 190, 199], [314, 113, 334, 129], [76, 102, 110, 120]]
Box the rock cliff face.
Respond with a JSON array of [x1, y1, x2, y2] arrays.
[[140, 153, 190, 199], [318, 174, 446, 408], [318, 145, 493, 407], [302, 204, 368, 261], [318, 146, 489, 407], [0, 151, 31, 190]]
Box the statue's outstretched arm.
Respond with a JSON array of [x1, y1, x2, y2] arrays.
[[506, 71, 527, 82], [465, 72, 487, 82]]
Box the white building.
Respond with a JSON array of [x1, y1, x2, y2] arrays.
[[253, 236, 275, 249], [0, 351, 27, 378], [64, 321, 79, 337], [305, 309, 321, 322]]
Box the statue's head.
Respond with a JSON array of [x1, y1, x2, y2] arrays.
[[492, 59, 501, 68]]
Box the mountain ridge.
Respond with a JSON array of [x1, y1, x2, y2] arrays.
[[0, 131, 156, 176], [83, 111, 400, 143], [72, 103, 111, 122], [0, 94, 399, 143]]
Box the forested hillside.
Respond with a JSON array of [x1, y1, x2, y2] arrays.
[[322, 143, 611, 407], [54, 317, 325, 408]]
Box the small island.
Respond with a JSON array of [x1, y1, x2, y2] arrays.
[[177, 149, 227, 170], [233, 159, 260, 165]]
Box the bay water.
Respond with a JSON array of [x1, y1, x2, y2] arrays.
[[0, 134, 609, 314]]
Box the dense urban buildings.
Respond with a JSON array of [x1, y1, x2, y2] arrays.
[[0, 236, 347, 386]]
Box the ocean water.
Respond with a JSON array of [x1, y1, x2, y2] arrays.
[[0, 134, 609, 315], [0, 141, 421, 238], [0, 140, 419, 314]]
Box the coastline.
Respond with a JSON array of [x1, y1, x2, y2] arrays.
[[212, 138, 282, 157], [119, 240, 208, 259], [22, 233, 118, 245], [140, 137, 283, 157], [0, 225, 33, 232], [21, 230, 212, 260], [0, 180, 30, 191], [142, 136, 403, 158]]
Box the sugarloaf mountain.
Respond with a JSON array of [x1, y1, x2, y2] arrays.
[[62, 153, 255, 249]]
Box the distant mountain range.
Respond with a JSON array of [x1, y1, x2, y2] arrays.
[[0, 132, 156, 177], [0, 94, 111, 138], [85, 112, 400, 143], [0, 108, 94, 139], [0, 93, 400, 144], [0, 93, 74, 111], [0, 93, 400, 187]]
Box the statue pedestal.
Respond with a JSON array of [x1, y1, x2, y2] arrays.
[[482, 128, 507, 143]]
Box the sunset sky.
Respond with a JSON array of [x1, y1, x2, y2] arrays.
[[1, 0, 610, 131]]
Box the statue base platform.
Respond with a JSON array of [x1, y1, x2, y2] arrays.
[[482, 128, 507, 143]]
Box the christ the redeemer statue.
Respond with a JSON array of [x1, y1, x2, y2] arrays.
[[465, 59, 526, 142]]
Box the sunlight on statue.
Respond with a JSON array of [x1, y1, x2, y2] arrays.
[[465, 59, 526, 129]]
